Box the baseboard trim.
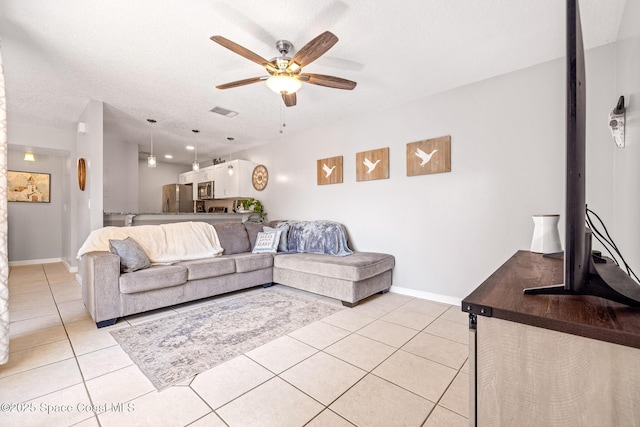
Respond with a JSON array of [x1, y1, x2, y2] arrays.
[[63, 260, 78, 274], [9, 257, 78, 274], [9, 257, 62, 267], [390, 285, 462, 306]]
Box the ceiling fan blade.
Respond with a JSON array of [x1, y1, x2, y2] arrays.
[[302, 73, 357, 90], [216, 76, 266, 90], [282, 93, 297, 107], [211, 36, 277, 73], [288, 31, 338, 71]]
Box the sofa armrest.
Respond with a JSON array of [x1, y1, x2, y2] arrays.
[[80, 251, 122, 324]]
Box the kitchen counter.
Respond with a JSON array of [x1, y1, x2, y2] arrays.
[[103, 212, 258, 227]]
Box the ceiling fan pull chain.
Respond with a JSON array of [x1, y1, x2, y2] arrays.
[[280, 103, 286, 134]]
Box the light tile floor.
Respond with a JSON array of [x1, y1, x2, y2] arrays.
[[1, 263, 470, 427]]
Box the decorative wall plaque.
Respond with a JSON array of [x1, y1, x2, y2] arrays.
[[78, 158, 86, 191], [356, 147, 389, 182], [317, 156, 343, 185], [406, 135, 451, 177]]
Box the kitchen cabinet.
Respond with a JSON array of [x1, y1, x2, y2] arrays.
[[178, 171, 195, 184], [178, 171, 198, 200], [214, 159, 257, 199], [198, 166, 215, 183]]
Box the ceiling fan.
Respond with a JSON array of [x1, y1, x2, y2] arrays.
[[210, 31, 357, 107]]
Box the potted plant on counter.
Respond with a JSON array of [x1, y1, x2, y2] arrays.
[[238, 198, 265, 222]]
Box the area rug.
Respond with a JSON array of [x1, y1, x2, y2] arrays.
[[110, 288, 343, 390]]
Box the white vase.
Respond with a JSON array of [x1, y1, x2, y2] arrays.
[[530, 214, 562, 254]]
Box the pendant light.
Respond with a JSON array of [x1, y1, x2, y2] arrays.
[[192, 129, 200, 172], [147, 119, 157, 168], [227, 137, 234, 176]]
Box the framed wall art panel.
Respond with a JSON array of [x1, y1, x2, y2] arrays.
[[406, 135, 451, 177], [317, 156, 343, 185], [8, 170, 51, 203], [356, 147, 389, 182]]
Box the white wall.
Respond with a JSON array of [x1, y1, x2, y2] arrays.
[[6, 123, 74, 264], [103, 136, 139, 213], [138, 160, 191, 213], [613, 0, 640, 277], [7, 122, 75, 152], [75, 100, 104, 263], [7, 150, 64, 262], [245, 44, 617, 300]]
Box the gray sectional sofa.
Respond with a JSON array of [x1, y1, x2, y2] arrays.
[[79, 220, 395, 328]]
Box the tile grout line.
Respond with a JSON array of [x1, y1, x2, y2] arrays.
[[46, 265, 105, 426], [14, 265, 103, 426], [188, 296, 426, 426], [309, 302, 470, 425]]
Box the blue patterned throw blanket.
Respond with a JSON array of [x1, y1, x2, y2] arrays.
[[284, 220, 353, 257]]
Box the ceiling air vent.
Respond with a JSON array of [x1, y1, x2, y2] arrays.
[[209, 106, 238, 118]]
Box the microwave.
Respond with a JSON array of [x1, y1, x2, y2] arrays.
[[197, 181, 214, 200]]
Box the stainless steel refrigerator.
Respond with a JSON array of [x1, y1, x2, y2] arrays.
[[161, 184, 193, 213]]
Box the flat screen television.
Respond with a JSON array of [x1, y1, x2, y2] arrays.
[[524, 0, 640, 306]]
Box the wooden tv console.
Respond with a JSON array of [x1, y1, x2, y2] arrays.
[[462, 250, 640, 426]]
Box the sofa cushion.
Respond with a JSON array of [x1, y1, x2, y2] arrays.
[[108, 237, 151, 273], [119, 265, 188, 294], [243, 221, 264, 249], [274, 252, 395, 282], [229, 253, 274, 273], [175, 257, 236, 280], [213, 222, 251, 254]]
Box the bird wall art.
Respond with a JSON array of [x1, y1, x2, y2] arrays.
[[406, 136, 451, 176], [356, 148, 389, 182], [317, 156, 343, 185]]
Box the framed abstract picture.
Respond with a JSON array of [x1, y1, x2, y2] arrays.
[[8, 170, 51, 203], [406, 135, 451, 177], [356, 147, 389, 182], [317, 156, 343, 185]]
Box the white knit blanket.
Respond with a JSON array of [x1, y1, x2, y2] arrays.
[[77, 222, 223, 264]]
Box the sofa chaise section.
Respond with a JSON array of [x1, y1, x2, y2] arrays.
[[273, 252, 395, 307]]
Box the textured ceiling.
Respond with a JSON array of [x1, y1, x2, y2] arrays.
[[0, 0, 627, 164]]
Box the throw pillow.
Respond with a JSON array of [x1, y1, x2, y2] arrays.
[[213, 222, 251, 254], [263, 224, 290, 252], [243, 221, 265, 249], [109, 237, 151, 273], [252, 230, 283, 253]]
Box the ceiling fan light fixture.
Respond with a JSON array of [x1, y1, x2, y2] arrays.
[[288, 62, 301, 72], [266, 74, 302, 95]]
